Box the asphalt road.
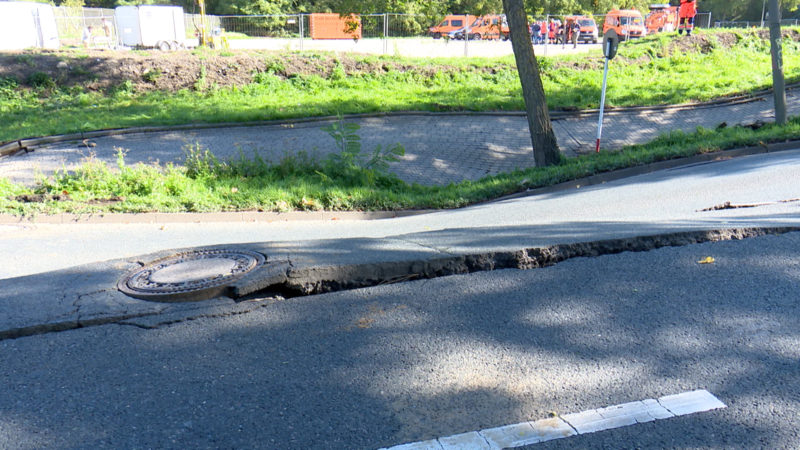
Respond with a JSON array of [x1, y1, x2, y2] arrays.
[[1, 231, 798, 449]]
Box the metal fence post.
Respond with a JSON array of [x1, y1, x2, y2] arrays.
[[383, 13, 388, 54], [299, 13, 304, 50]]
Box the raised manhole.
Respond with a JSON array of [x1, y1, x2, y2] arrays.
[[118, 249, 265, 302]]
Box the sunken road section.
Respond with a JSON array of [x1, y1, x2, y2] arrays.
[[1, 226, 797, 341], [232, 227, 800, 299]]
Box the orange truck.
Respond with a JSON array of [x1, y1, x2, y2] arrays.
[[603, 9, 647, 40], [429, 14, 476, 39], [466, 14, 510, 40], [564, 15, 599, 44], [645, 4, 679, 33]]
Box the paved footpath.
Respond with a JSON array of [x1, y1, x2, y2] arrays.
[[1, 89, 798, 187]]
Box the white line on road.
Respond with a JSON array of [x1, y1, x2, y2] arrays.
[[381, 389, 726, 450]]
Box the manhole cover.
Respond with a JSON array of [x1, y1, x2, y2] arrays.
[[118, 249, 265, 302]]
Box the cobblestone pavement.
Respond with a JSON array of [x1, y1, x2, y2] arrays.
[[1, 89, 797, 187]]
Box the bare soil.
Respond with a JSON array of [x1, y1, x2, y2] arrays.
[[1, 30, 797, 92], [0, 48, 458, 92]]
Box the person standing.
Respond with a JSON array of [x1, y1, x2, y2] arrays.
[[571, 20, 580, 48], [82, 25, 93, 48], [678, 0, 697, 36], [531, 21, 541, 44]]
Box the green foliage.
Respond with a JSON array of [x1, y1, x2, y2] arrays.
[[194, 64, 208, 91], [26, 72, 55, 89], [321, 117, 405, 184], [141, 68, 162, 83], [14, 54, 36, 67]]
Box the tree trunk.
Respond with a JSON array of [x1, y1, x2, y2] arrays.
[[768, 0, 787, 125], [502, 0, 561, 166]]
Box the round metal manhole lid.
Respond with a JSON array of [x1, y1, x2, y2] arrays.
[[118, 249, 265, 302]]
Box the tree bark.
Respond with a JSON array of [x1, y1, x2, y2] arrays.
[[768, 0, 787, 125], [502, 0, 561, 166]]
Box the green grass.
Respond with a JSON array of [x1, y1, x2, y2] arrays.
[[2, 116, 799, 216], [2, 28, 800, 215], [1, 28, 799, 143]]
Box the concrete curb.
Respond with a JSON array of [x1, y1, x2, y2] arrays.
[[1, 139, 797, 225], [2, 83, 797, 157], [0, 209, 429, 225]]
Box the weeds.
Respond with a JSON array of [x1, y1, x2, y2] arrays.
[[26, 72, 55, 89], [2, 115, 798, 216], [141, 68, 162, 83]]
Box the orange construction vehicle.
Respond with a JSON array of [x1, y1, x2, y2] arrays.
[[646, 4, 679, 33], [429, 14, 476, 39], [603, 9, 647, 40], [564, 15, 599, 44], [466, 14, 510, 40]]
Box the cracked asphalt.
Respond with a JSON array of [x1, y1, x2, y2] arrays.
[[1, 232, 799, 449], [1, 111, 799, 447]]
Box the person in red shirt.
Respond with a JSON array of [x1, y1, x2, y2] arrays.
[[678, 0, 698, 36]]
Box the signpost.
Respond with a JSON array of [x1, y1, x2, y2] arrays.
[[596, 29, 619, 153]]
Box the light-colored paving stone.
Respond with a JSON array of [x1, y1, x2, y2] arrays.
[[381, 439, 444, 450], [561, 409, 638, 434], [438, 431, 492, 449], [658, 389, 727, 416], [385, 390, 726, 449]]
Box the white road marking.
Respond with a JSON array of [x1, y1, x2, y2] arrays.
[[381, 389, 726, 450]]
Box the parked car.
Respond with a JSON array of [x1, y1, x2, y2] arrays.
[[570, 15, 599, 43], [603, 9, 647, 40], [467, 14, 510, 40], [429, 14, 476, 39]]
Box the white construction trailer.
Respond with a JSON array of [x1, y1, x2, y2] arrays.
[[0, 1, 60, 51], [115, 5, 188, 50]]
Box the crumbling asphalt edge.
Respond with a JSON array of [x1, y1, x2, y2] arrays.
[[2, 226, 797, 341]]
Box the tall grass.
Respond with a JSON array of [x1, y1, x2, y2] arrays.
[[1, 28, 798, 143]]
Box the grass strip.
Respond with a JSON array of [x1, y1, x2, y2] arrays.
[[1, 28, 799, 143], [1, 116, 798, 216]]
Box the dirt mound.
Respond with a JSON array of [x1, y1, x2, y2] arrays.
[[0, 49, 432, 93]]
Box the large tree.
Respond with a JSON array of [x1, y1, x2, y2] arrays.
[[502, 0, 561, 166]]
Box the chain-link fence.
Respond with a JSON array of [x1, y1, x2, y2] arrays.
[[53, 7, 116, 48], [714, 18, 800, 28], [43, 7, 740, 55]]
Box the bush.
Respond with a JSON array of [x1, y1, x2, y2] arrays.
[[26, 72, 55, 89]]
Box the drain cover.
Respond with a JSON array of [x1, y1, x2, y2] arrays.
[[118, 249, 265, 302]]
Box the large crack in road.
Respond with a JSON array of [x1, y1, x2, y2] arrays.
[[2, 226, 798, 341]]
